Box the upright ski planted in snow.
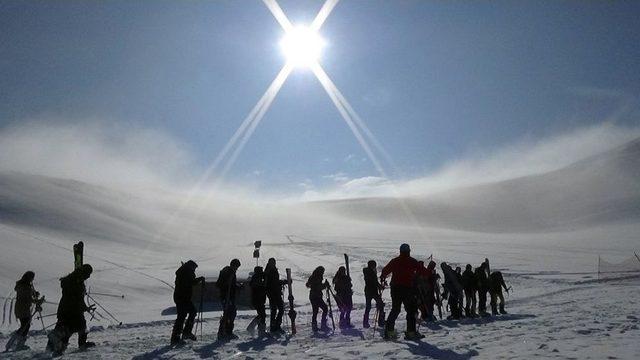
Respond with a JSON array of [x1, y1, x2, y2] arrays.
[[344, 254, 350, 277], [324, 280, 336, 332], [285, 268, 296, 335], [73, 241, 84, 270]]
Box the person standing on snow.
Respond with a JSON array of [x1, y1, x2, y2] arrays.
[[380, 244, 423, 340], [171, 260, 205, 345], [216, 258, 241, 340], [489, 271, 509, 315], [264, 258, 288, 333], [306, 266, 330, 332], [362, 260, 384, 328], [440, 262, 463, 320], [332, 266, 353, 328], [248, 266, 267, 335], [475, 262, 490, 317], [462, 264, 478, 317], [5, 271, 44, 352], [46, 264, 96, 356]]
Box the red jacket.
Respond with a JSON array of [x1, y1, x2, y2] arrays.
[[381, 254, 419, 287]]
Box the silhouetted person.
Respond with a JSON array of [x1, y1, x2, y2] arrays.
[[475, 262, 490, 316], [362, 260, 384, 328], [264, 258, 287, 333], [441, 262, 463, 320], [381, 244, 422, 340], [217, 259, 241, 340], [46, 264, 96, 356], [333, 266, 353, 328], [489, 271, 509, 315], [249, 266, 267, 335], [171, 260, 204, 345], [416, 260, 438, 321], [306, 266, 329, 332], [462, 264, 477, 317], [455, 266, 465, 317], [5, 271, 44, 352]]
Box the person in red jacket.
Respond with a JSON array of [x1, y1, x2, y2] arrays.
[[380, 244, 423, 340]]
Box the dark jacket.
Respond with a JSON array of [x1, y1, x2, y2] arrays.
[[264, 265, 286, 298], [216, 266, 237, 302], [306, 273, 326, 300], [56, 269, 88, 328], [363, 267, 380, 296], [14, 280, 37, 319], [488, 271, 507, 293], [174, 263, 198, 304], [333, 273, 353, 296], [381, 253, 419, 287], [475, 266, 489, 290], [462, 269, 476, 291], [249, 271, 267, 305]]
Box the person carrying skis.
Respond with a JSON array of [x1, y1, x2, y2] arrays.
[[249, 266, 267, 335], [332, 266, 353, 328], [488, 270, 509, 315], [440, 262, 463, 320], [216, 259, 241, 340], [362, 260, 384, 328], [475, 262, 490, 316], [264, 258, 288, 333], [462, 264, 477, 317], [306, 266, 329, 332], [171, 260, 205, 345], [380, 244, 422, 340], [416, 261, 438, 322], [5, 271, 44, 352], [46, 264, 96, 356]]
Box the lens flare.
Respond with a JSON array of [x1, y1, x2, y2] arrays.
[[280, 25, 326, 68]]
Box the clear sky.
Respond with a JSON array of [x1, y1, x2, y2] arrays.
[[1, 0, 639, 192]]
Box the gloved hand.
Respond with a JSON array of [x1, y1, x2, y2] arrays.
[[86, 304, 96, 313], [198, 276, 206, 283]]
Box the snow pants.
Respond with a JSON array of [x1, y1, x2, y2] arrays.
[[267, 292, 284, 331], [363, 290, 384, 326], [385, 285, 417, 333], [172, 300, 197, 340], [310, 296, 328, 328], [464, 288, 477, 316]]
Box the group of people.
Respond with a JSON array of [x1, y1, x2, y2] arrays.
[[4, 264, 96, 356], [172, 243, 510, 344], [3, 243, 510, 355]]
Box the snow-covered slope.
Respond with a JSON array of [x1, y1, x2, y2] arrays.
[[1, 140, 639, 358], [312, 138, 640, 232]]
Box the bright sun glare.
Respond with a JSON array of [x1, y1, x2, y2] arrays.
[[280, 25, 326, 68]]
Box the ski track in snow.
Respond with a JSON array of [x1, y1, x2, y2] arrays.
[[2, 238, 639, 359]]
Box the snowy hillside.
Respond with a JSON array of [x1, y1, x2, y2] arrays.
[[312, 138, 640, 232], [1, 139, 639, 358]]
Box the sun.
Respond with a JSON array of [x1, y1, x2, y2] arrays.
[[280, 25, 326, 68]]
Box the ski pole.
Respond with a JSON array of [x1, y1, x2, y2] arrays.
[[199, 280, 205, 339], [89, 292, 125, 299], [86, 294, 122, 325]]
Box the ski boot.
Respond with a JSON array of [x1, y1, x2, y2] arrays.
[[182, 332, 197, 341], [320, 321, 331, 332], [499, 304, 508, 315], [311, 322, 319, 332], [383, 329, 398, 340], [404, 331, 425, 341], [79, 341, 96, 350], [491, 304, 498, 316]]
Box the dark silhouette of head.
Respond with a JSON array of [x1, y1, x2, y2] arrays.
[[399, 243, 410, 254], [313, 266, 325, 277], [367, 260, 377, 269], [466, 264, 472, 271], [254, 266, 263, 274], [230, 259, 241, 270], [185, 260, 198, 271], [20, 271, 35, 283], [428, 261, 436, 270], [80, 264, 93, 280]]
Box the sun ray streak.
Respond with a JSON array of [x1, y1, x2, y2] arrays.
[[312, 62, 430, 243], [321, 76, 398, 174], [263, 0, 293, 32], [152, 64, 292, 239], [311, 63, 387, 176], [311, 0, 340, 31]]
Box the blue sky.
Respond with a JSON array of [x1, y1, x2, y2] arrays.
[[1, 0, 639, 192]]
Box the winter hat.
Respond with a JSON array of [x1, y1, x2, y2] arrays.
[[399, 243, 410, 253], [81, 264, 93, 276], [254, 266, 263, 274], [20, 271, 35, 283], [230, 259, 241, 268], [185, 260, 198, 269], [367, 260, 377, 268]]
